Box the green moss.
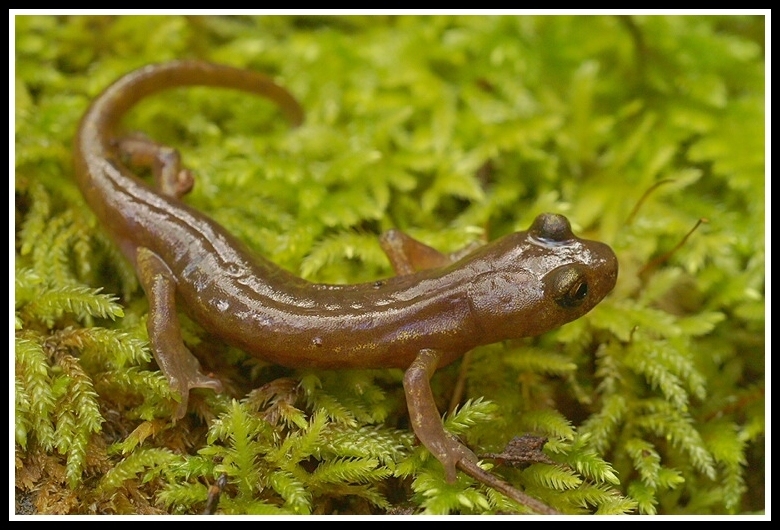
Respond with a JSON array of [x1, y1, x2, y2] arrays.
[[14, 14, 765, 515]]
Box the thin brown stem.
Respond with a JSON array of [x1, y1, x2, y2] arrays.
[[448, 350, 473, 415], [456, 458, 561, 515], [626, 179, 675, 225], [639, 218, 708, 279]]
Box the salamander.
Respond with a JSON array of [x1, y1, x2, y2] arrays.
[[73, 60, 618, 511]]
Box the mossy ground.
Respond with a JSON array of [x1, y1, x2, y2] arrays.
[[14, 14, 765, 516]]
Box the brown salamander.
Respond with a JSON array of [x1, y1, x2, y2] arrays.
[[73, 60, 618, 512]]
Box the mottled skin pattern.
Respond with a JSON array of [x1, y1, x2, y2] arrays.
[[74, 61, 618, 512]]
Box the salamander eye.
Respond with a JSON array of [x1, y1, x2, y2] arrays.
[[550, 265, 589, 308], [529, 213, 575, 243]]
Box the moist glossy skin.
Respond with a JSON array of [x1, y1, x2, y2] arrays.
[[73, 61, 618, 497]]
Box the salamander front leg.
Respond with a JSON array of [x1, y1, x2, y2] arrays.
[[379, 230, 483, 275], [403, 348, 478, 482], [380, 231, 452, 275], [383, 231, 484, 413], [136, 247, 223, 419], [404, 348, 560, 514]]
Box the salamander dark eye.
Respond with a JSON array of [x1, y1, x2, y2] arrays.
[[529, 213, 575, 243], [550, 265, 589, 308]]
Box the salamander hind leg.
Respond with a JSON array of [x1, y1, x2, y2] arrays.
[[136, 247, 223, 419], [115, 134, 194, 199]]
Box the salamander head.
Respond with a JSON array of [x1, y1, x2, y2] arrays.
[[467, 213, 618, 341]]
